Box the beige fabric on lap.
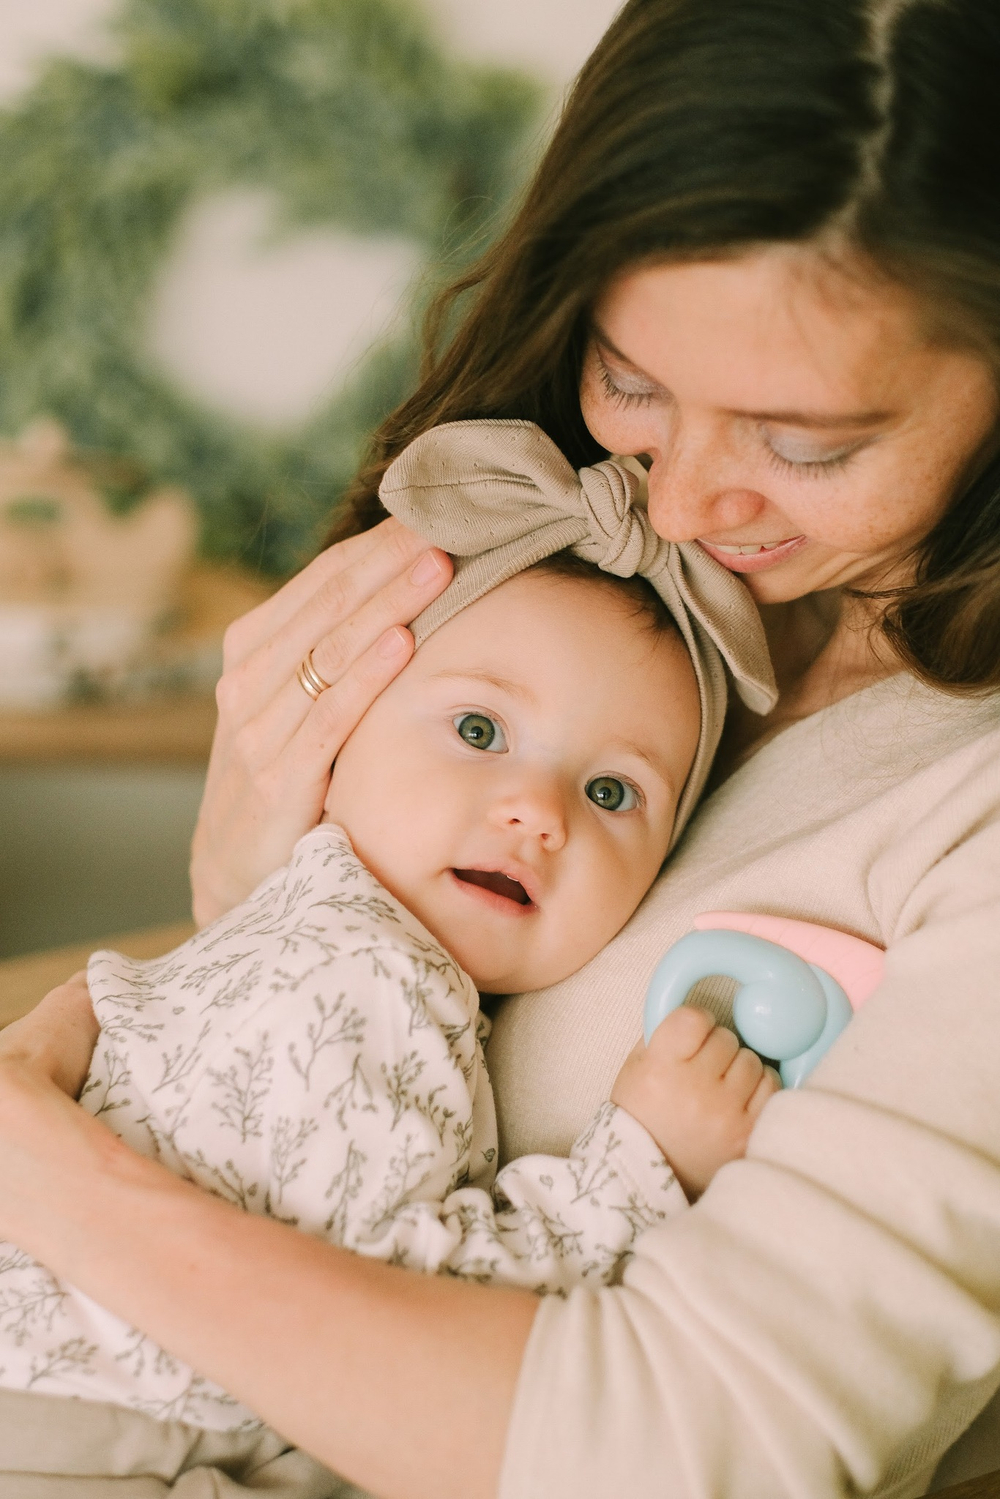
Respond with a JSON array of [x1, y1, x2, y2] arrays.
[[379, 419, 777, 845], [0, 1389, 354, 1498]]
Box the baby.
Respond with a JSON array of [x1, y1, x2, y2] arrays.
[[0, 423, 778, 1454]]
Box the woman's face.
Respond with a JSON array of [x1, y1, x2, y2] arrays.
[[580, 245, 1000, 604]]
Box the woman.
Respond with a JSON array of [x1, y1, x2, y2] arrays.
[[2, 0, 1000, 1494]]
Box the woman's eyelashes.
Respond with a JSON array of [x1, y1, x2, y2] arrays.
[[454, 712, 508, 752], [595, 350, 658, 408], [594, 347, 872, 478], [762, 429, 867, 478]]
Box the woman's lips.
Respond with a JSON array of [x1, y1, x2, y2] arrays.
[[696, 535, 807, 573]]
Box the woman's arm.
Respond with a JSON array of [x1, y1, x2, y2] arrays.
[[191, 520, 451, 925], [0, 1051, 536, 1499]]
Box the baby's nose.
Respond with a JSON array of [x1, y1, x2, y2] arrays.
[[489, 778, 568, 849]]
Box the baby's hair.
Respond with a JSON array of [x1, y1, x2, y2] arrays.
[[526, 550, 679, 640]]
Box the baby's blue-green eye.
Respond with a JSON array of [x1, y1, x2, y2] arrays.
[[586, 776, 638, 812], [454, 713, 506, 752]]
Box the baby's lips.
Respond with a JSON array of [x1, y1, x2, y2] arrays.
[[452, 857, 542, 908], [452, 868, 533, 907]]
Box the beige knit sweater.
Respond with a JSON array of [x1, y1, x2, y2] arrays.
[[488, 672, 1000, 1499]]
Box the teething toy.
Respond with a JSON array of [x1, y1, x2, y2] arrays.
[[643, 912, 884, 1088]]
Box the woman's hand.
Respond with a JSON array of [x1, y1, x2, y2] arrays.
[[0, 973, 99, 1099], [191, 520, 452, 925]]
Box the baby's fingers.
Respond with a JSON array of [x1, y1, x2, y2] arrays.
[[645, 1004, 716, 1062], [746, 1066, 782, 1121], [721, 1044, 764, 1105]]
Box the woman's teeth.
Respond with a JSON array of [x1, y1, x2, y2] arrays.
[[711, 541, 789, 555]]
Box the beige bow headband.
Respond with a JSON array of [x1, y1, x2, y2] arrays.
[[379, 419, 777, 845]]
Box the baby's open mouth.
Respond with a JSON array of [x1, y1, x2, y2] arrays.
[[453, 869, 532, 906]]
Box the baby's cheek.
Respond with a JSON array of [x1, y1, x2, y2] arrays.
[[567, 843, 649, 960]]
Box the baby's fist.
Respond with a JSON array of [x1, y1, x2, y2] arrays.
[[611, 1006, 780, 1200]]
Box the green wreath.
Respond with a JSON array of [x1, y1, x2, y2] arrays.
[[0, 0, 541, 574]]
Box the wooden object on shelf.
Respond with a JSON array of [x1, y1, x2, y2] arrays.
[[0, 561, 273, 764], [0, 921, 195, 1029]]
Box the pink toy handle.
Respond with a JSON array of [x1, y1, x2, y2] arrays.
[[692, 912, 884, 1011]]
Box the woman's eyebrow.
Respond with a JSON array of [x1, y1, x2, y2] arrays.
[[592, 325, 895, 428], [591, 326, 666, 389], [729, 405, 896, 428]]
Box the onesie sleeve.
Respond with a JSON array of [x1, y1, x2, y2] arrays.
[[433, 1101, 688, 1292], [498, 787, 1000, 1497]]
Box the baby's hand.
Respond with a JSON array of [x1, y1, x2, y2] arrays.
[[611, 1006, 780, 1200]]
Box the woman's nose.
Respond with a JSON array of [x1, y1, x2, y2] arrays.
[[643, 435, 768, 544], [487, 778, 568, 850]]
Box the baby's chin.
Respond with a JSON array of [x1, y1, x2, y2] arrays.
[[459, 950, 590, 998]]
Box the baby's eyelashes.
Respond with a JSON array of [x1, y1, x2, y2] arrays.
[[454, 713, 508, 752], [585, 776, 639, 812]]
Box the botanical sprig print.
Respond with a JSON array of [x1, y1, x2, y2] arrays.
[[0, 826, 684, 1435]]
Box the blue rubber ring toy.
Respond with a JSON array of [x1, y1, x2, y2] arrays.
[[642, 930, 854, 1088]]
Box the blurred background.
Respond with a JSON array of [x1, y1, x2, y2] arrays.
[[0, 0, 623, 961]]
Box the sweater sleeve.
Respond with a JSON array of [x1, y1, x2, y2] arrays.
[[499, 792, 1000, 1497]]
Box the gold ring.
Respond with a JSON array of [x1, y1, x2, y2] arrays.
[[296, 649, 331, 701]]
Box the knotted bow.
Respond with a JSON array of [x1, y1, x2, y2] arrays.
[[379, 419, 777, 844]]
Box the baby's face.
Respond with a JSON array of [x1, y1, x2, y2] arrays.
[[324, 570, 700, 993]]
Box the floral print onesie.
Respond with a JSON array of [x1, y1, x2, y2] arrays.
[[0, 825, 684, 1431]]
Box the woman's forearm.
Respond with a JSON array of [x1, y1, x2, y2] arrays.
[[0, 1066, 536, 1499]]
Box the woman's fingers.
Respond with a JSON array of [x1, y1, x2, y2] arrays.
[[192, 519, 451, 924], [281, 625, 416, 779], [224, 521, 437, 674], [306, 550, 448, 689], [218, 549, 451, 773], [219, 541, 451, 730]]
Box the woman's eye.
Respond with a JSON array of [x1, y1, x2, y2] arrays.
[[454, 713, 507, 752], [586, 776, 638, 812], [595, 350, 658, 409], [763, 429, 864, 475]]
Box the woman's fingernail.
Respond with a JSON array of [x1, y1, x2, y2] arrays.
[[377, 626, 409, 659], [410, 550, 444, 586]]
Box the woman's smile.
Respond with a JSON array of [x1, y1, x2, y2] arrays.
[[580, 248, 1000, 606], [696, 535, 808, 573]]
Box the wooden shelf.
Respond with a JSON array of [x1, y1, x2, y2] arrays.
[[0, 693, 218, 764], [0, 561, 273, 765]]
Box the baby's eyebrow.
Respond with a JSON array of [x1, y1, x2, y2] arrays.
[[428, 668, 537, 704], [611, 737, 677, 794]]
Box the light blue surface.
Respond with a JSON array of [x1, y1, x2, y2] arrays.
[[642, 929, 853, 1088]]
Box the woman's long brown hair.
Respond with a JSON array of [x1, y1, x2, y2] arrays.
[[330, 0, 1000, 694]]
